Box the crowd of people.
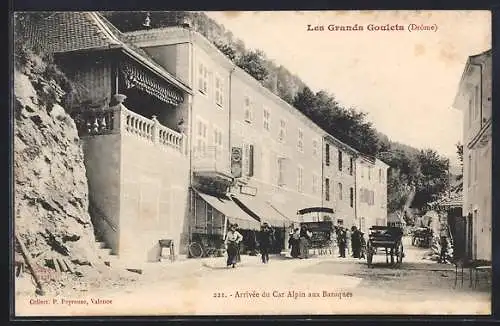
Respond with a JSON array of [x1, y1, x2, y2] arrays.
[[335, 225, 366, 259], [288, 224, 313, 259], [223, 221, 368, 268], [224, 222, 278, 268]]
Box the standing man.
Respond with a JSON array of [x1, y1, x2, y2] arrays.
[[336, 226, 347, 258], [225, 223, 243, 268], [258, 222, 275, 264]]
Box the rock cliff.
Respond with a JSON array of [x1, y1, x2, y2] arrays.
[[14, 52, 107, 294]]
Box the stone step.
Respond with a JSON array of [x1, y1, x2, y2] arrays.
[[95, 241, 108, 249], [98, 247, 113, 257]]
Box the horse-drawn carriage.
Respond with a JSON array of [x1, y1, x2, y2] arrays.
[[411, 227, 433, 248], [366, 224, 404, 268]]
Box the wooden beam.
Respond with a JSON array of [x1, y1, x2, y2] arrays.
[[15, 234, 46, 296]]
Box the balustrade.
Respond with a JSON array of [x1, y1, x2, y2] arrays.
[[124, 109, 154, 141], [157, 123, 183, 151], [74, 109, 115, 136], [74, 104, 184, 153]]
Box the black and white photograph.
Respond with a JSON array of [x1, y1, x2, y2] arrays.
[[12, 10, 491, 316]]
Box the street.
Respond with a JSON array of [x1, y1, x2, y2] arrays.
[[15, 237, 491, 316]]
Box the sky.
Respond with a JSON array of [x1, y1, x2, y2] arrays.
[[205, 11, 491, 165]]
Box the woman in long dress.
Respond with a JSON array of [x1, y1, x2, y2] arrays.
[[298, 225, 311, 259], [288, 228, 301, 258], [225, 223, 243, 268]]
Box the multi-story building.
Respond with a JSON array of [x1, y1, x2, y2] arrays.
[[125, 22, 326, 252], [16, 12, 193, 264], [355, 154, 389, 235], [322, 135, 358, 227], [95, 17, 391, 252], [452, 49, 492, 261], [17, 12, 391, 262], [228, 61, 324, 224]]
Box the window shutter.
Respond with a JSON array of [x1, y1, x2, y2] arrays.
[[325, 144, 330, 166], [244, 144, 250, 176], [248, 144, 254, 177]]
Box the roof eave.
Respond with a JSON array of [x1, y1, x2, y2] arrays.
[[120, 46, 192, 95], [452, 57, 472, 111], [324, 134, 359, 156]]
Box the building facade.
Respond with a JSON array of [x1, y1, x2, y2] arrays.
[[322, 135, 358, 227], [17, 12, 391, 262], [355, 155, 389, 235], [16, 12, 193, 264], [229, 63, 324, 224], [453, 49, 492, 261], [125, 24, 325, 252]]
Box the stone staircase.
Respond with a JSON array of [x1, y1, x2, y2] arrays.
[[95, 233, 119, 267]]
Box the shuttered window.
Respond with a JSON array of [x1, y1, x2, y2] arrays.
[[325, 178, 330, 201], [325, 143, 330, 166], [338, 150, 343, 171], [244, 144, 254, 177], [350, 187, 354, 207]]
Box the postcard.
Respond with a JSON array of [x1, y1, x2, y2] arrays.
[[12, 10, 491, 317]]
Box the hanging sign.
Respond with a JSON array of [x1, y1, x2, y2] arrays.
[[231, 147, 242, 178]]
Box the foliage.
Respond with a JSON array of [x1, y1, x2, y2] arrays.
[[236, 50, 269, 82], [377, 147, 450, 214], [293, 87, 381, 155], [214, 41, 237, 61], [14, 14, 78, 111], [456, 142, 463, 168]]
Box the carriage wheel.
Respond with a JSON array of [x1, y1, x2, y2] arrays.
[[188, 242, 203, 258]]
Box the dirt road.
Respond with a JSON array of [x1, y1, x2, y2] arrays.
[[15, 237, 491, 316]]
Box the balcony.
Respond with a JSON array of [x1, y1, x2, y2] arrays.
[[192, 146, 233, 195], [73, 103, 185, 153]]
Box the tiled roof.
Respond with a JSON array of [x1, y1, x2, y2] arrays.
[[24, 12, 191, 94], [23, 12, 121, 53]]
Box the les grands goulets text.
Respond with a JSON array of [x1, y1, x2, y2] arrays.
[[307, 23, 437, 32]]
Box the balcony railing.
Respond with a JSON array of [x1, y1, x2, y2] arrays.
[[74, 104, 184, 153]]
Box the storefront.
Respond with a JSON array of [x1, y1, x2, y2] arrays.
[[230, 193, 295, 254], [190, 188, 261, 257]]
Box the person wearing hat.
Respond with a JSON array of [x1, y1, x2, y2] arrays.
[[336, 225, 347, 258], [258, 222, 275, 264], [350, 226, 362, 258], [224, 223, 243, 268]]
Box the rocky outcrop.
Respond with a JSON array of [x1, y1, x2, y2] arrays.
[[14, 54, 105, 292]]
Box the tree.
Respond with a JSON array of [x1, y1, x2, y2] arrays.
[[456, 142, 463, 168], [293, 86, 316, 117], [236, 50, 269, 82], [411, 149, 450, 209], [214, 41, 236, 61]]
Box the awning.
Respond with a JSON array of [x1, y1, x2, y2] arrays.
[[231, 194, 295, 228], [195, 190, 261, 231]]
